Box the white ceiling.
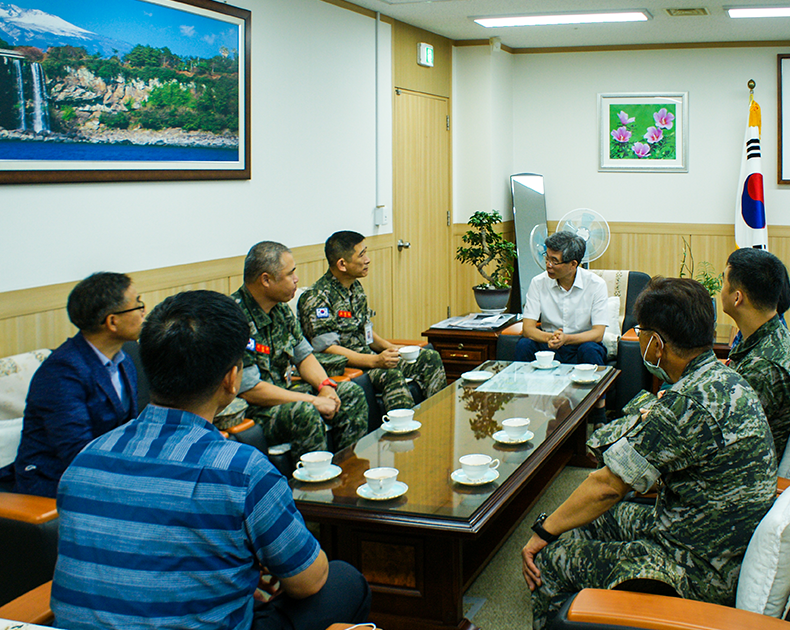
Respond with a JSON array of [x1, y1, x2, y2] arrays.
[[344, 0, 790, 49]]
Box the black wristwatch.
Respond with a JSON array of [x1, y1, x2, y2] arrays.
[[532, 512, 560, 544]]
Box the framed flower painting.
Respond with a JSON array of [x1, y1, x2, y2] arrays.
[[598, 92, 688, 172]]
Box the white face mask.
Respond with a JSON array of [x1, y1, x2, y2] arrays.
[[642, 334, 672, 383]]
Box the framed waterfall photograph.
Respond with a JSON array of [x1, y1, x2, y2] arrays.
[[0, 0, 250, 184], [598, 92, 689, 172]]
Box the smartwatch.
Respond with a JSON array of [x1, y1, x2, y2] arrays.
[[532, 512, 560, 544], [319, 378, 338, 390]]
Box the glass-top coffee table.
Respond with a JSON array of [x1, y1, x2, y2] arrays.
[[291, 360, 618, 630]]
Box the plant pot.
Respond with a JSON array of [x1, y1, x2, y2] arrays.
[[473, 286, 511, 311]]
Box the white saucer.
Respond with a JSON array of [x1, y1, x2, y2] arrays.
[[493, 430, 535, 444], [569, 373, 601, 385], [357, 481, 408, 500], [293, 464, 342, 483], [381, 419, 422, 434], [451, 468, 500, 486], [461, 370, 493, 382], [532, 360, 561, 370]]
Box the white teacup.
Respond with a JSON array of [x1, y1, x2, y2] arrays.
[[459, 454, 500, 480], [573, 363, 598, 378], [296, 451, 333, 477], [364, 467, 399, 495], [399, 345, 421, 362], [535, 350, 555, 366], [382, 408, 415, 430], [502, 417, 531, 439]]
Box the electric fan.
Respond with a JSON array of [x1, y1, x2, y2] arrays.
[[556, 208, 611, 264]]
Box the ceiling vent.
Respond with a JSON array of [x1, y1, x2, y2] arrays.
[[665, 8, 710, 16]]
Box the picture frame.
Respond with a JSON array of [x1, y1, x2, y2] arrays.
[[779, 54, 790, 185], [0, 0, 251, 184], [598, 92, 688, 172]]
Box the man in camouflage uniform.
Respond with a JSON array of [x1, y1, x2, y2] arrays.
[[229, 241, 368, 460], [297, 231, 446, 411], [522, 277, 776, 630], [722, 248, 790, 458]]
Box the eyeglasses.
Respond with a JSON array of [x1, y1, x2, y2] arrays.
[[112, 302, 145, 315], [544, 256, 570, 267], [633, 325, 664, 343]]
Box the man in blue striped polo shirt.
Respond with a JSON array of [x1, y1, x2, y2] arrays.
[[51, 290, 371, 630]]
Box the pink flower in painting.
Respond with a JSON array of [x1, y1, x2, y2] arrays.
[[611, 126, 632, 143], [653, 108, 675, 129], [617, 110, 635, 125], [632, 142, 651, 158], [643, 126, 663, 144]]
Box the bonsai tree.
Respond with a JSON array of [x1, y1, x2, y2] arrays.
[[456, 210, 517, 289], [679, 237, 723, 297]]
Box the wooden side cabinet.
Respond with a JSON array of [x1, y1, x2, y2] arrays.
[[422, 326, 502, 381]]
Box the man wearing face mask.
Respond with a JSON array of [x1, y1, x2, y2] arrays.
[[521, 277, 776, 630]]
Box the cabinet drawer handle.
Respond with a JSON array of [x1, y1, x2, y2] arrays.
[[457, 343, 464, 350]]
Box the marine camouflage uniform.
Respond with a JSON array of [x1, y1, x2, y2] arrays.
[[728, 314, 790, 457], [228, 285, 368, 460], [532, 350, 776, 630], [298, 270, 447, 411]]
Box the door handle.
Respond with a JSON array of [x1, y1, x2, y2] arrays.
[[397, 239, 411, 251]]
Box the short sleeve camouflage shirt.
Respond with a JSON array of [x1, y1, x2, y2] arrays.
[[231, 285, 313, 389], [297, 270, 372, 354], [595, 350, 776, 597], [729, 315, 790, 457]]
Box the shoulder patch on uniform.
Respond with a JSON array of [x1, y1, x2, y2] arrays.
[[316, 307, 329, 319], [246, 338, 256, 351]]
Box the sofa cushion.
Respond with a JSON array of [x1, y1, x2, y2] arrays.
[[736, 487, 790, 617], [0, 417, 23, 468], [0, 350, 51, 421]]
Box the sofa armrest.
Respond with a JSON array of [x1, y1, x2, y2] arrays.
[[0, 493, 57, 525], [559, 588, 790, 630], [0, 580, 53, 626]]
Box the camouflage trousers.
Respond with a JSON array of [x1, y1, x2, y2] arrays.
[[246, 381, 368, 460], [532, 502, 694, 630], [368, 348, 447, 411]]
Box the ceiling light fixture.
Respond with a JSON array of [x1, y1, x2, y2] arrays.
[[474, 11, 650, 28], [727, 7, 790, 18]]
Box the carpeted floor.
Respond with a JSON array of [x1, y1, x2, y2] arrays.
[[462, 466, 590, 629]]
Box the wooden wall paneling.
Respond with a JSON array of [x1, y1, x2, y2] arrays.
[[361, 241, 395, 340], [0, 310, 75, 358], [393, 20, 452, 98]]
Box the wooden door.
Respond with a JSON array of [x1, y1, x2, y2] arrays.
[[392, 88, 451, 339]]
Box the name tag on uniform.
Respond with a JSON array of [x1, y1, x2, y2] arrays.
[[285, 364, 293, 387], [365, 321, 374, 345], [338, 310, 352, 318], [316, 307, 329, 319]]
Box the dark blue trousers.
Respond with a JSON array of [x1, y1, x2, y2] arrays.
[[514, 338, 607, 365], [252, 560, 371, 630]]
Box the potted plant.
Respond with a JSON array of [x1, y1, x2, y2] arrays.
[[678, 237, 722, 332], [456, 210, 517, 311], [678, 237, 723, 297]]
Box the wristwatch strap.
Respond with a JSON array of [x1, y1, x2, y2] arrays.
[[319, 378, 338, 390], [532, 512, 560, 544]]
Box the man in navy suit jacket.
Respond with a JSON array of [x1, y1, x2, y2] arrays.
[[12, 272, 144, 498]]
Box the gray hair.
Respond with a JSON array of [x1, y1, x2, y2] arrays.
[[243, 241, 291, 284], [545, 231, 586, 265]]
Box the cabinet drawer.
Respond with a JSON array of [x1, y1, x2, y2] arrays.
[[434, 343, 488, 363]]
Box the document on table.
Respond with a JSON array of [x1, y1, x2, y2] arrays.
[[476, 361, 572, 396], [430, 313, 517, 330]]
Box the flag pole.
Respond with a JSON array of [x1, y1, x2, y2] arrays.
[[735, 78, 768, 250]]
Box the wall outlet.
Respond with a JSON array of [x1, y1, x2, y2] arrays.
[[375, 205, 390, 226]]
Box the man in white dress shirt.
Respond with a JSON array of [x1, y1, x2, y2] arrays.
[[515, 232, 609, 367]]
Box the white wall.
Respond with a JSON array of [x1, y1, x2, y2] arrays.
[[455, 44, 790, 225], [453, 44, 515, 223], [0, 0, 392, 292]]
